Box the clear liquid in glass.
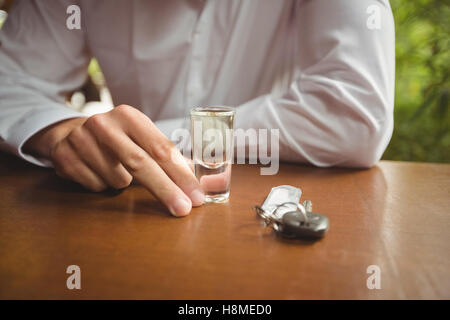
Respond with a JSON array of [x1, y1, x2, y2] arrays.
[[190, 106, 235, 203]]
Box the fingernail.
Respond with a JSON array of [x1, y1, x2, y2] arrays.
[[170, 198, 192, 217], [190, 189, 205, 207]]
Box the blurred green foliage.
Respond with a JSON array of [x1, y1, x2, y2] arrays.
[[0, 10, 7, 28], [383, 0, 450, 163]]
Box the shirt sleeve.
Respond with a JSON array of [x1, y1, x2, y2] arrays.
[[234, 0, 395, 168], [0, 0, 88, 167]]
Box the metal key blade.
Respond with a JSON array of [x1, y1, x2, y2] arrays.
[[261, 185, 302, 219]]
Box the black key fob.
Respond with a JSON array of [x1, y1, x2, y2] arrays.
[[276, 211, 329, 239]]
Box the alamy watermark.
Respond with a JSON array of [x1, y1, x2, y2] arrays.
[[66, 264, 81, 290], [66, 5, 81, 30], [366, 4, 381, 30], [172, 122, 280, 176], [366, 265, 381, 290]]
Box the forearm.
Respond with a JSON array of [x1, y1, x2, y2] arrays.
[[0, 0, 90, 167], [235, 0, 395, 168]]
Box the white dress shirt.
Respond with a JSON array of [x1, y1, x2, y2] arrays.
[[0, 0, 395, 168]]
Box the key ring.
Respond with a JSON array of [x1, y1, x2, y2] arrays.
[[253, 185, 329, 239], [274, 202, 308, 223], [253, 205, 274, 226], [254, 201, 308, 226]]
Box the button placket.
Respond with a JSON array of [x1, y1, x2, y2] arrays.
[[186, 1, 209, 107]]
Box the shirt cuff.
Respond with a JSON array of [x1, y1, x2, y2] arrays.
[[8, 106, 86, 167]]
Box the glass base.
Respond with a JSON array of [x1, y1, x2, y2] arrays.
[[205, 191, 230, 203]]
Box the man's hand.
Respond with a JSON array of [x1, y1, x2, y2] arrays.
[[24, 105, 204, 216]]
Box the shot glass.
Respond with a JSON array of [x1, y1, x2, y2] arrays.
[[190, 106, 235, 203]]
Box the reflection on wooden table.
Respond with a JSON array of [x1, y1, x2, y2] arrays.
[[0, 153, 449, 299]]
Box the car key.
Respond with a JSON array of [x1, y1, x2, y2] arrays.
[[254, 187, 329, 239], [260, 185, 302, 220], [255, 185, 302, 227], [276, 200, 329, 239]]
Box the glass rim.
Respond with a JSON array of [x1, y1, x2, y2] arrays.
[[190, 106, 235, 116]]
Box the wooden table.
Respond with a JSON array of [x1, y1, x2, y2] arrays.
[[1, 153, 449, 299]]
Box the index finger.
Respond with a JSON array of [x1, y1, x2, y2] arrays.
[[108, 106, 205, 206]]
